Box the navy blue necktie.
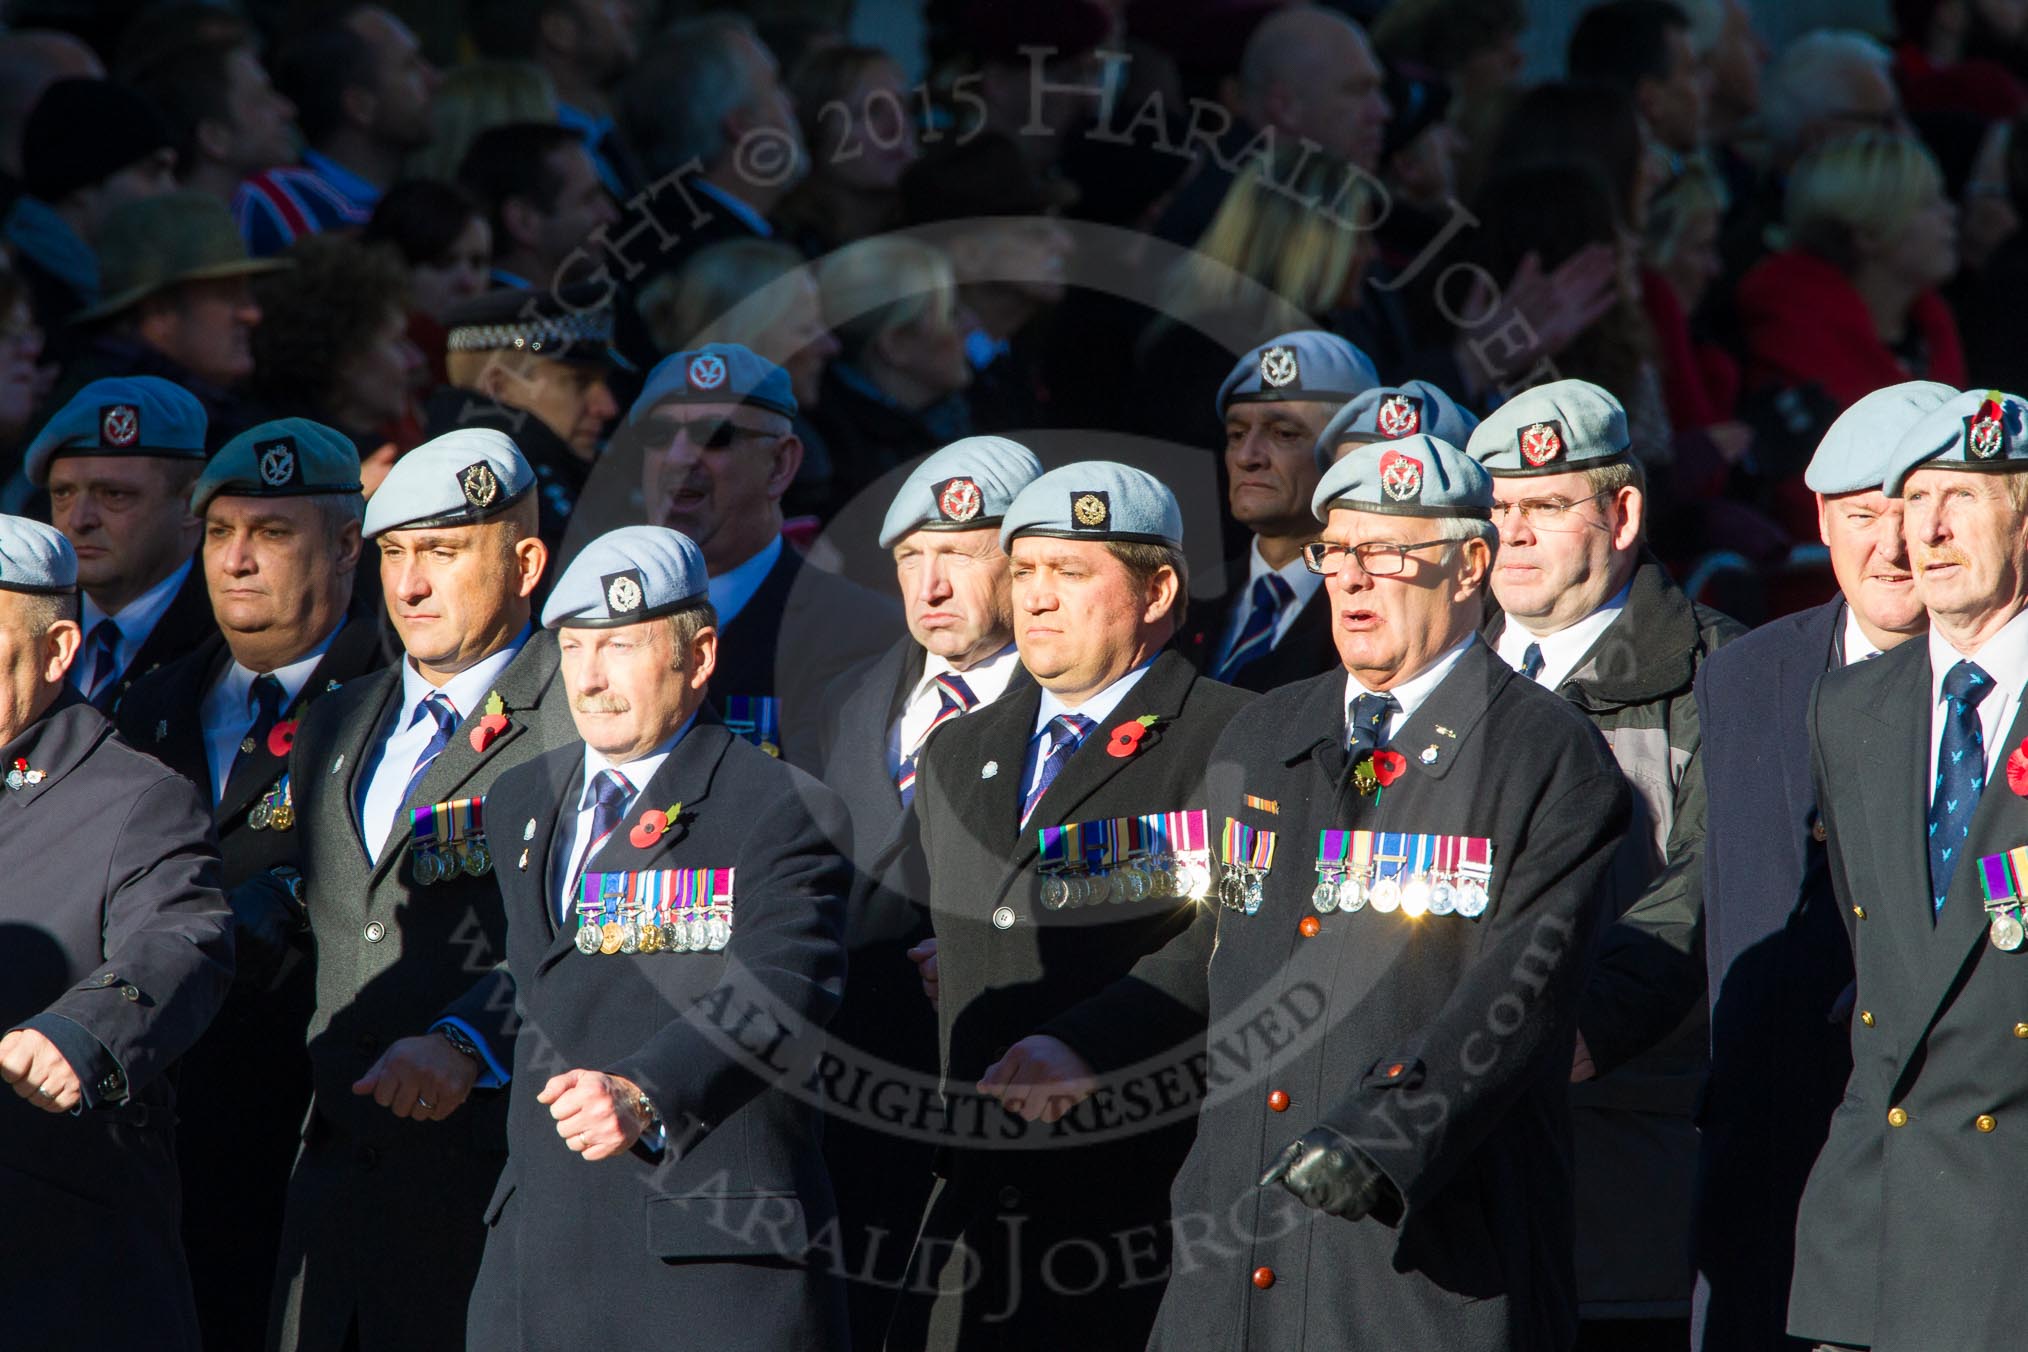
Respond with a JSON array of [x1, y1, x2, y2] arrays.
[[400, 693, 459, 808], [564, 768, 634, 922], [1347, 692, 1399, 759], [80, 618, 120, 705], [1215, 574, 1295, 682], [896, 674, 977, 808], [1021, 713, 1094, 826], [1929, 659, 1994, 915], [1520, 642, 1545, 683], [234, 674, 286, 784]]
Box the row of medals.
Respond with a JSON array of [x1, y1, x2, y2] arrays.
[[1991, 905, 2026, 951], [249, 795, 294, 830], [1040, 853, 1212, 909], [1312, 867, 1490, 918], [414, 842, 492, 886], [575, 910, 732, 955]]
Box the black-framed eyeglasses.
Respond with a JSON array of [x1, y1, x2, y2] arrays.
[[1488, 488, 1613, 528], [649, 418, 783, 451], [1302, 538, 1454, 577]]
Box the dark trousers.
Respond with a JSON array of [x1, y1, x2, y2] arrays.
[[1576, 1317, 1691, 1351]]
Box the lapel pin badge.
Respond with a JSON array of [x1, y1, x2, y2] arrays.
[[517, 848, 529, 871], [981, 761, 999, 779], [523, 818, 537, 841], [329, 754, 345, 776], [1434, 724, 1456, 738], [1420, 746, 1439, 765]]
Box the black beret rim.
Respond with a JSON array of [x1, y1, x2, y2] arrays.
[[195, 480, 366, 510], [1889, 456, 2028, 493], [49, 443, 207, 461], [1481, 447, 1633, 479], [1318, 497, 1492, 521], [362, 481, 534, 538], [1007, 527, 1181, 547], [550, 595, 711, 629], [1222, 388, 1366, 412], [0, 578, 76, 594]]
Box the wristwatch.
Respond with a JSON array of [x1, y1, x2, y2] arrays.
[[627, 1084, 664, 1146], [435, 1023, 482, 1067]]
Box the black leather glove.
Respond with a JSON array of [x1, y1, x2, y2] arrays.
[[1260, 1126, 1394, 1220], [228, 869, 308, 992]]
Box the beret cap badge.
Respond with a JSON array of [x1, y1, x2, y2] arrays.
[[603, 570, 645, 614], [935, 476, 983, 523], [1259, 345, 1299, 388], [1968, 399, 2007, 460], [459, 461, 501, 509], [100, 403, 139, 448], [1379, 449, 1424, 502], [256, 436, 298, 488], [1518, 420, 1565, 468], [1377, 393, 1421, 438], [686, 353, 727, 391], [1071, 491, 1111, 529]]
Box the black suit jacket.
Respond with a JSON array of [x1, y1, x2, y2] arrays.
[[99, 560, 217, 717], [1791, 633, 2028, 1350], [0, 693, 231, 1352], [459, 721, 850, 1351], [1692, 599, 1853, 1352], [1175, 554, 1339, 694]]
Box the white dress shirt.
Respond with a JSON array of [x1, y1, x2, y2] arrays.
[[892, 642, 1022, 770], [1021, 661, 1154, 803], [356, 633, 528, 863], [707, 534, 784, 628], [1926, 607, 2028, 788], [198, 623, 341, 803], [1496, 581, 1632, 691], [1215, 539, 1325, 670], [1344, 633, 1477, 744], [73, 557, 193, 697], [1841, 605, 1885, 666]]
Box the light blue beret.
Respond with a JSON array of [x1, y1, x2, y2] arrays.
[[629, 342, 797, 422], [0, 514, 76, 593], [1806, 382, 1960, 494], [362, 428, 535, 538], [879, 436, 1044, 549], [541, 525, 710, 628], [1885, 388, 2028, 497], [23, 376, 208, 486], [1316, 380, 1479, 470], [1466, 378, 1630, 477], [1000, 460, 1183, 549], [1215, 330, 1380, 418], [1312, 434, 1493, 521], [191, 417, 363, 513]]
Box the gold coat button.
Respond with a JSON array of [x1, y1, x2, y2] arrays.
[[1811, 817, 1827, 843], [1978, 1114, 1998, 1133], [1888, 1107, 1908, 1128], [1852, 905, 1866, 920], [1860, 1010, 1875, 1027], [2014, 1023, 2028, 1039]]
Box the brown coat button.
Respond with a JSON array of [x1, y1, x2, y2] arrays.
[[1252, 1266, 1275, 1289], [1811, 817, 1827, 843], [1978, 1114, 1998, 1133], [1267, 1090, 1289, 1112], [1299, 916, 1320, 938]]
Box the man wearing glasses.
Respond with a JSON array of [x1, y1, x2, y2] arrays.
[[1467, 378, 1740, 1352], [635, 343, 896, 765], [982, 433, 1629, 1349]]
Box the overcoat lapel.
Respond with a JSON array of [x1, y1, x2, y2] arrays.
[[1852, 644, 1937, 1013], [214, 617, 383, 825]]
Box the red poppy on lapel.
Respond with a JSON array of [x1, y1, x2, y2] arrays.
[[267, 720, 298, 757], [469, 713, 510, 753], [1372, 750, 1407, 787], [1107, 714, 1160, 758], [629, 801, 685, 848], [2007, 740, 2028, 796]]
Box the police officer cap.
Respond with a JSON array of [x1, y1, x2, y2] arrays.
[[361, 428, 535, 538], [1466, 378, 1630, 477], [190, 418, 363, 514], [1312, 434, 1493, 521], [629, 342, 797, 422], [442, 283, 615, 367], [1884, 388, 2028, 497], [1316, 380, 1480, 470], [879, 436, 1044, 549], [0, 514, 76, 594], [1215, 331, 1380, 418], [22, 376, 208, 487], [1000, 461, 1183, 550], [541, 525, 710, 628], [1805, 382, 1959, 494]]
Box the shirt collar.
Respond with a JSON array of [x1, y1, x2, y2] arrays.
[[1345, 632, 1477, 728], [397, 625, 530, 722], [706, 534, 785, 626], [580, 714, 696, 803], [81, 556, 192, 637], [1928, 605, 2028, 704], [920, 641, 1021, 707], [692, 179, 772, 237], [1034, 659, 1155, 735], [1497, 578, 1633, 688], [1841, 603, 1885, 666], [218, 619, 345, 710], [301, 149, 380, 210], [1244, 536, 1324, 608]]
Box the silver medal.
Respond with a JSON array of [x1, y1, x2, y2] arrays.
[[1369, 877, 1401, 914], [1311, 872, 1340, 913], [1400, 876, 1433, 918], [1993, 912, 2026, 952]]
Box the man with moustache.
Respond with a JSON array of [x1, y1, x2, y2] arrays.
[[1691, 384, 1945, 1351], [1465, 378, 1740, 1351], [635, 343, 895, 764], [0, 515, 232, 1352], [891, 462, 1253, 1351], [988, 434, 1630, 1350], [265, 429, 576, 1352], [416, 526, 852, 1350], [1175, 331, 1380, 693], [114, 418, 385, 1352], [1789, 389, 2028, 1352], [810, 436, 1041, 1347], [24, 376, 215, 714]]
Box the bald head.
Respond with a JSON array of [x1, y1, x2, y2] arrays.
[[1238, 6, 1389, 170], [0, 32, 106, 178]]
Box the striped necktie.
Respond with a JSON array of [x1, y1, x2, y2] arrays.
[[1021, 713, 1095, 826], [563, 768, 635, 923], [1214, 574, 1295, 682], [895, 673, 977, 807], [400, 693, 459, 808]]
